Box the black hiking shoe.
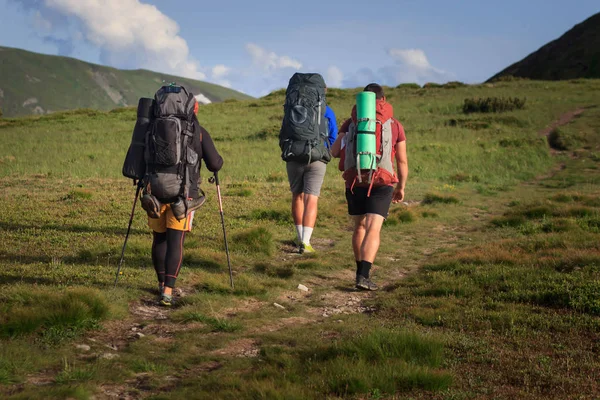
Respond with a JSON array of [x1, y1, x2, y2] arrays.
[[141, 194, 162, 219], [355, 275, 378, 291], [171, 195, 206, 221]]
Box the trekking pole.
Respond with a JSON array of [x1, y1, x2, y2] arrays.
[[114, 182, 142, 288], [209, 172, 234, 289]]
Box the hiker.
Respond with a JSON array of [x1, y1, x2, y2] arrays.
[[140, 85, 223, 306], [330, 83, 407, 290], [279, 73, 337, 253]]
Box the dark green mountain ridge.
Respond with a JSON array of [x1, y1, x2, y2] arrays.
[[488, 12, 600, 82], [0, 46, 252, 117]]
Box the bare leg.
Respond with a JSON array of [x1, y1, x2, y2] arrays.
[[292, 193, 304, 225], [302, 194, 319, 228], [352, 215, 366, 261], [360, 213, 385, 263]]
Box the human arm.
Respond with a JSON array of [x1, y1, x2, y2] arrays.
[[330, 119, 350, 158], [393, 140, 408, 203], [325, 106, 338, 147], [198, 124, 224, 172]]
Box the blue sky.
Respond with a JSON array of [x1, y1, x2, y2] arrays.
[[1, 0, 598, 97]]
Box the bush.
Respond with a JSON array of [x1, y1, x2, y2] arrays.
[[547, 128, 568, 150], [443, 81, 467, 89], [463, 97, 526, 114], [423, 82, 443, 89], [396, 83, 421, 89]]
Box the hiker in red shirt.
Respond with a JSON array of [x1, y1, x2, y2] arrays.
[[331, 83, 408, 290]]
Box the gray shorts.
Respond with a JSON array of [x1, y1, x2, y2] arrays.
[[286, 161, 327, 196]]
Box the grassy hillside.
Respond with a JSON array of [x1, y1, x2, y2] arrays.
[[0, 80, 599, 398], [488, 12, 600, 81], [0, 46, 253, 117]]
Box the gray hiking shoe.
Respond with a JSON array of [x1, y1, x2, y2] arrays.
[[159, 293, 173, 307], [171, 195, 206, 220], [141, 193, 162, 219], [355, 275, 378, 291]]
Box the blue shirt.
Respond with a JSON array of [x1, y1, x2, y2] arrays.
[[324, 105, 338, 147]]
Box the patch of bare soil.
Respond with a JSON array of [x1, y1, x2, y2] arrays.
[[209, 338, 260, 358]]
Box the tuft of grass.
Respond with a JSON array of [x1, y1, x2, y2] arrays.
[[422, 193, 459, 205], [179, 312, 242, 332], [232, 227, 274, 256], [0, 288, 109, 340], [130, 360, 169, 374], [62, 189, 93, 201], [249, 209, 292, 225]]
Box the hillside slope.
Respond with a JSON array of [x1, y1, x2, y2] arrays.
[[488, 12, 600, 82], [0, 46, 253, 117]]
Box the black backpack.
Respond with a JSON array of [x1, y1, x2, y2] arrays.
[[279, 73, 331, 164], [143, 84, 199, 202]]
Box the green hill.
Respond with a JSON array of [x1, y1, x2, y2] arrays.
[[0, 46, 253, 117], [488, 12, 600, 82]]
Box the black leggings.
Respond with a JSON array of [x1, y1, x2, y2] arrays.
[[152, 229, 186, 288]]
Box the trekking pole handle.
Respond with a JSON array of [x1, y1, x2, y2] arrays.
[[208, 172, 220, 186]]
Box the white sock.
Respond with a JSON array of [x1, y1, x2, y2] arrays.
[[302, 226, 314, 244], [295, 225, 303, 243]]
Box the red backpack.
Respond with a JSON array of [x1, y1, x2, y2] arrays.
[[339, 100, 398, 195]]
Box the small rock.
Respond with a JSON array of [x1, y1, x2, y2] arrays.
[[273, 303, 286, 310], [75, 344, 90, 351], [135, 332, 146, 339], [297, 284, 309, 292], [100, 353, 119, 360]]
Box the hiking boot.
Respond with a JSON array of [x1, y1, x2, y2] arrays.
[[157, 283, 164, 300], [141, 194, 162, 219], [171, 195, 206, 221], [355, 275, 378, 291], [302, 243, 316, 253], [159, 293, 173, 307]]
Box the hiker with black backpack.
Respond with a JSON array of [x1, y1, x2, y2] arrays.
[[279, 73, 337, 253], [123, 84, 223, 306], [330, 83, 408, 290]]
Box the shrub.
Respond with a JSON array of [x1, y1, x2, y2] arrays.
[[423, 82, 443, 89], [547, 128, 568, 150], [396, 83, 421, 89], [443, 81, 467, 89], [462, 97, 526, 114]]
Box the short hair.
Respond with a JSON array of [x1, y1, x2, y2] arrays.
[[363, 83, 385, 99]]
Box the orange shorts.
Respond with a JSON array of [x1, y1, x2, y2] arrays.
[[147, 204, 195, 233]]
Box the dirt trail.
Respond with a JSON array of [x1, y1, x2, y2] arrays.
[[538, 107, 590, 137]]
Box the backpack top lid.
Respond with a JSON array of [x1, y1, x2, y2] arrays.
[[154, 84, 195, 118], [287, 73, 326, 91]]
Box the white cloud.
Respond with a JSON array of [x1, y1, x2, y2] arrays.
[[245, 43, 302, 71], [343, 48, 453, 87], [326, 66, 344, 88], [19, 0, 205, 79], [211, 64, 231, 79], [388, 49, 432, 70]]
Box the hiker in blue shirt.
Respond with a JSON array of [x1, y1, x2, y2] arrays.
[[288, 100, 337, 253]]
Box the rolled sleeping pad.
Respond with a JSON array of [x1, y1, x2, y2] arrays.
[[356, 91, 377, 171], [122, 97, 155, 180]]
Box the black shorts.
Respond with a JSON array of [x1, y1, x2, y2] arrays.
[[346, 186, 394, 218]]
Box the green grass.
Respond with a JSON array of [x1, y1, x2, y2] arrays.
[[1, 80, 600, 398]]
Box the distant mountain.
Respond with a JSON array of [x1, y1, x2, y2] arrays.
[[488, 12, 600, 82], [0, 46, 252, 117]]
